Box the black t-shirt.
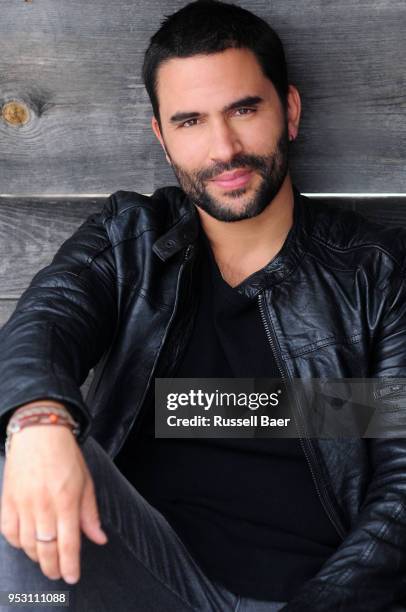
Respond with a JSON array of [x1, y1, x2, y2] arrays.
[[114, 230, 342, 601]]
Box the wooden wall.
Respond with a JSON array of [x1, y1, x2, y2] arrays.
[[0, 1, 405, 395], [0, 0, 404, 195]]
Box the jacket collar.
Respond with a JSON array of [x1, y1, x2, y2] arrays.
[[152, 186, 200, 261], [152, 185, 313, 291]]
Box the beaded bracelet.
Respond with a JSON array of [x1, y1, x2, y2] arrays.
[[5, 405, 80, 457]]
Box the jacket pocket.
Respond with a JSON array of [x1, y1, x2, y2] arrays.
[[287, 332, 362, 358]]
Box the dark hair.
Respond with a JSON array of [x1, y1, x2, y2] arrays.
[[142, 0, 289, 127]]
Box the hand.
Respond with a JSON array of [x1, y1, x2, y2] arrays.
[[0, 422, 108, 584]]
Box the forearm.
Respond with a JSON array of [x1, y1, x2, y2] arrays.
[[0, 202, 117, 456], [283, 440, 406, 611]]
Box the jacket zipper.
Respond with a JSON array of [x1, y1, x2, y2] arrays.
[[114, 243, 194, 456], [157, 243, 195, 367], [257, 291, 346, 539]]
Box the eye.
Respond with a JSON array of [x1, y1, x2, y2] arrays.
[[179, 118, 200, 128], [234, 107, 255, 116]]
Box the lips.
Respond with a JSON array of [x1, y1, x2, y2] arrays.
[[211, 169, 253, 189]]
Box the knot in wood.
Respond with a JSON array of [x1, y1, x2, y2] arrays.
[[2, 101, 30, 126]]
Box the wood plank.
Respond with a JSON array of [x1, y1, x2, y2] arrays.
[[0, 300, 18, 329], [0, 0, 404, 194], [0, 197, 103, 297]]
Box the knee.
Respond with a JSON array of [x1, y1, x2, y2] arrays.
[[77, 435, 125, 503], [79, 435, 113, 478]]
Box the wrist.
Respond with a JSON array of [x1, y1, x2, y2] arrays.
[[5, 403, 80, 458]]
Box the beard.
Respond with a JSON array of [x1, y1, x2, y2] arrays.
[[167, 122, 290, 222]]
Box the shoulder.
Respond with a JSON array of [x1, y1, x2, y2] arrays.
[[98, 186, 191, 242], [302, 195, 406, 274], [103, 186, 189, 220]]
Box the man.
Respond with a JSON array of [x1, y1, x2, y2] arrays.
[[1, 1, 406, 610]]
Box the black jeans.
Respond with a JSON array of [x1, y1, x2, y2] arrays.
[[0, 436, 287, 611]]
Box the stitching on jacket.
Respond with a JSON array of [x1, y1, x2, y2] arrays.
[[237, 248, 311, 299], [83, 243, 114, 268], [84, 227, 158, 268], [305, 251, 358, 272], [335, 502, 406, 589], [112, 227, 160, 248], [311, 234, 404, 270], [105, 192, 193, 233], [359, 501, 405, 565], [286, 333, 362, 358], [105, 202, 155, 219], [139, 289, 173, 312]]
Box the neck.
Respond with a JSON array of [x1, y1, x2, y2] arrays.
[[194, 174, 295, 287]]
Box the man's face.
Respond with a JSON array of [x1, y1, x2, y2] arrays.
[[152, 47, 296, 222]]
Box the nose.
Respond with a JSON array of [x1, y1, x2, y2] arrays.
[[208, 118, 242, 163]]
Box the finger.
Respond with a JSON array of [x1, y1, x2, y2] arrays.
[[34, 499, 61, 580], [79, 474, 108, 545], [18, 510, 39, 563], [0, 494, 20, 548], [57, 500, 81, 584], [36, 539, 60, 581]]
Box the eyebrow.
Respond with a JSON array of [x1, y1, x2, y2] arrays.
[[169, 95, 264, 124]]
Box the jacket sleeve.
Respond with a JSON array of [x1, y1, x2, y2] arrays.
[[283, 256, 406, 611], [0, 197, 118, 455]]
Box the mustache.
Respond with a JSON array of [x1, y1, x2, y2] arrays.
[[196, 153, 271, 182]]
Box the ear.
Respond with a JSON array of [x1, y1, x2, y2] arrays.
[[151, 116, 172, 165], [286, 84, 301, 142]]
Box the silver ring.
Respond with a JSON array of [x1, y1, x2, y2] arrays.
[[36, 534, 57, 543]]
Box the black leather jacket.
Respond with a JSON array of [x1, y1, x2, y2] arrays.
[[1, 186, 406, 611]]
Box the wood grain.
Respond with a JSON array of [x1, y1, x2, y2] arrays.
[[0, 197, 103, 297], [0, 0, 404, 194]]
